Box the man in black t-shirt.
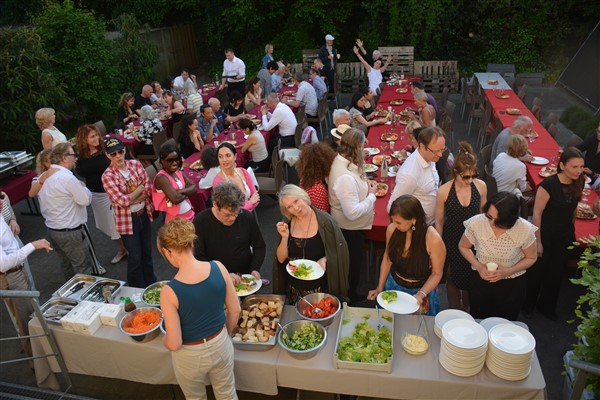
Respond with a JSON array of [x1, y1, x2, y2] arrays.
[[134, 85, 153, 115]]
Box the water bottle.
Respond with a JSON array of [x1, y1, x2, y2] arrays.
[[400, 66, 405, 80], [380, 156, 388, 181]]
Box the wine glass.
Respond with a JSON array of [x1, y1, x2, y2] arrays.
[[381, 142, 388, 153]]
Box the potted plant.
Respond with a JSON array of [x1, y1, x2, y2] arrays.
[[568, 235, 600, 398]]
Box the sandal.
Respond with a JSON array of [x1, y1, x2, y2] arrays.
[[111, 251, 128, 264]]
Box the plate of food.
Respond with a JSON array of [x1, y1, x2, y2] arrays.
[[286, 259, 325, 281], [526, 129, 540, 138], [375, 110, 389, 118], [392, 150, 410, 160], [189, 160, 203, 171], [377, 290, 419, 314], [530, 156, 549, 166], [585, 175, 592, 184], [390, 99, 404, 106], [399, 110, 410, 117], [399, 117, 411, 125], [506, 108, 522, 115], [372, 155, 392, 166], [251, 118, 261, 125], [283, 90, 295, 96], [576, 203, 597, 220], [364, 147, 380, 156], [495, 92, 510, 99], [235, 274, 262, 296], [487, 79, 499, 85], [246, 114, 256, 119], [395, 88, 409, 94], [381, 132, 398, 141], [376, 183, 389, 197], [363, 164, 379, 173], [388, 165, 399, 177], [539, 166, 557, 177]]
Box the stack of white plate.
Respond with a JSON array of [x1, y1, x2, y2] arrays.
[[439, 319, 488, 377], [479, 317, 513, 332], [486, 323, 535, 381], [434, 309, 474, 338]]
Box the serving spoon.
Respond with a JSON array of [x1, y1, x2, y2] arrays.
[[301, 297, 322, 315]]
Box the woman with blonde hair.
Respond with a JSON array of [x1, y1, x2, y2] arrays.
[[492, 134, 532, 201], [262, 43, 275, 68], [159, 218, 240, 400], [408, 92, 436, 127], [434, 141, 487, 311], [35, 107, 67, 149], [28, 149, 58, 198]]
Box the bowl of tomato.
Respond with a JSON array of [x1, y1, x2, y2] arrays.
[[295, 293, 341, 327]]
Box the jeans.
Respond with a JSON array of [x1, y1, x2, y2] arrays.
[[120, 213, 156, 288]]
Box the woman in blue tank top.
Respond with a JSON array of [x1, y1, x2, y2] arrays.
[[158, 218, 241, 400]]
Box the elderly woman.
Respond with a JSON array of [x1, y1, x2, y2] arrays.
[[244, 77, 262, 110], [262, 43, 275, 68], [296, 142, 337, 212], [492, 135, 532, 200], [405, 121, 422, 149], [368, 195, 446, 315], [159, 218, 240, 400], [435, 142, 487, 311], [76, 124, 128, 264], [102, 137, 156, 288], [152, 144, 197, 222], [35, 107, 67, 150], [329, 128, 377, 302], [524, 148, 585, 320], [353, 45, 391, 95], [408, 92, 436, 127], [213, 143, 260, 211], [238, 118, 269, 173], [162, 90, 186, 123], [178, 114, 204, 159], [274, 185, 349, 303], [132, 105, 162, 159], [117, 92, 138, 128], [459, 192, 538, 320], [349, 91, 388, 133]]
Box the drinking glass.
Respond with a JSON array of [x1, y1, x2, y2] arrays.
[[389, 141, 395, 151], [381, 142, 388, 152]]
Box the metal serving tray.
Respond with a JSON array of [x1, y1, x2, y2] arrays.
[[38, 297, 79, 324], [52, 274, 98, 300], [231, 294, 286, 351], [79, 279, 124, 303]]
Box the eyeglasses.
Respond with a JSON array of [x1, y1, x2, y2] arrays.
[[65, 153, 78, 157], [461, 173, 479, 180], [163, 156, 181, 163], [108, 149, 126, 157], [424, 144, 447, 155], [219, 208, 241, 219]]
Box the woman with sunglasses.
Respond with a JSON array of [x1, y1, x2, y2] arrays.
[[152, 144, 197, 222], [523, 148, 585, 320], [434, 142, 487, 311], [459, 192, 537, 320]]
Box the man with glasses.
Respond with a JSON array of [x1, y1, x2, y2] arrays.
[[388, 126, 446, 225], [38, 143, 104, 279], [489, 116, 534, 174], [193, 182, 267, 286], [102, 137, 156, 288]]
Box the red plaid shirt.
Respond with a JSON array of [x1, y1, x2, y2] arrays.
[[102, 160, 153, 235]]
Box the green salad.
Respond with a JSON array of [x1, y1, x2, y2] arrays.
[[291, 262, 313, 278], [281, 324, 324, 351], [338, 322, 392, 364], [381, 291, 398, 304], [143, 286, 162, 304]]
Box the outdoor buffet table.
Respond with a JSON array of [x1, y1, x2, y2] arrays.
[[0, 169, 38, 205], [29, 287, 545, 399]]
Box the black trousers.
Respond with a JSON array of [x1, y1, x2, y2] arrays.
[[469, 271, 526, 320], [341, 229, 366, 302]]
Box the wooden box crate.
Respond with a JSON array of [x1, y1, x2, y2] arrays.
[[413, 61, 459, 94]]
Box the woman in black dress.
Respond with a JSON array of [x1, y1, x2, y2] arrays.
[[435, 142, 487, 311], [524, 147, 585, 320]]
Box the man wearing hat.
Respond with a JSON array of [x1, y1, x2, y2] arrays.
[[101, 137, 156, 288], [318, 34, 339, 94], [327, 123, 351, 152]]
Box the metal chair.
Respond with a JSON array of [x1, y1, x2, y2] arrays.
[[478, 144, 492, 181], [306, 97, 329, 139], [93, 120, 108, 136], [566, 134, 583, 148]]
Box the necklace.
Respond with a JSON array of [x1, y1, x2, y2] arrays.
[[290, 210, 313, 255]]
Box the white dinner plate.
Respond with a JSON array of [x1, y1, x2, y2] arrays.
[[435, 309, 474, 332], [364, 147, 380, 156], [442, 319, 488, 349], [530, 156, 549, 165], [235, 274, 262, 297], [479, 317, 513, 332], [363, 164, 378, 173], [376, 290, 419, 314], [585, 175, 592, 184], [488, 323, 536, 355], [286, 259, 325, 281]]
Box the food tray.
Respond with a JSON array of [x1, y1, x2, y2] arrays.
[[231, 294, 286, 351], [333, 303, 394, 373], [38, 297, 79, 324], [79, 279, 124, 302], [52, 274, 98, 300]]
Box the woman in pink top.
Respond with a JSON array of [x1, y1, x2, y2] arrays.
[[212, 142, 260, 211]]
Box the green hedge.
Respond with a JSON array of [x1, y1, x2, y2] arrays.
[[561, 106, 600, 139]]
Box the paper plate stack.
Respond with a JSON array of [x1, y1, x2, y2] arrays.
[[486, 324, 535, 381], [439, 319, 488, 377], [434, 309, 474, 338]]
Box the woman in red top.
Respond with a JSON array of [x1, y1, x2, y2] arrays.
[[296, 142, 337, 213]]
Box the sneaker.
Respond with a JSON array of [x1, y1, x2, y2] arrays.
[[111, 251, 128, 264]]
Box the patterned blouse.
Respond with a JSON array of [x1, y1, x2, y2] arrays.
[[138, 119, 163, 145], [304, 181, 330, 213]]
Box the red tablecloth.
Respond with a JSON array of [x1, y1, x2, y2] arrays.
[[200, 84, 220, 104], [376, 77, 420, 104], [0, 170, 37, 205]]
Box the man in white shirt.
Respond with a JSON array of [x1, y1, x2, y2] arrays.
[[286, 72, 318, 118], [173, 68, 197, 92], [0, 217, 53, 354], [261, 93, 298, 151], [388, 126, 446, 225], [222, 48, 246, 98], [38, 143, 102, 279]]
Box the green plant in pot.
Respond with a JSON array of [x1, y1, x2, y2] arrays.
[[568, 235, 600, 397]]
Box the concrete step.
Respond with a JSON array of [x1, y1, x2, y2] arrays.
[[0, 382, 97, 400]]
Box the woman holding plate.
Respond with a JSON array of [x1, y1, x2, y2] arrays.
[[274, 185, 349, 303], [367, 195, 445, 315], [348, 92, 388, 134]]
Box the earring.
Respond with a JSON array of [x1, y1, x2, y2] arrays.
[[412, 224, 416, 231]]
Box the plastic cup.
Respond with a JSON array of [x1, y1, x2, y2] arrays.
[[214, 141, 219, 148], [486, 262, 498, 271]]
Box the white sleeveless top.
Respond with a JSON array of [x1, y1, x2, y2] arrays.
[[248, 130, 268, 163], [45, 127, 67, 147]]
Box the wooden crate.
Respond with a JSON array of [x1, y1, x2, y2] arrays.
[[335, 62, 367, 94], [413, 61, 459, 94], [378, 46, 414, 75], [302, 49, 320, 72]]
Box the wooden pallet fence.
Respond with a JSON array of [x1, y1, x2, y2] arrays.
[[413, 61, 459, 94]]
